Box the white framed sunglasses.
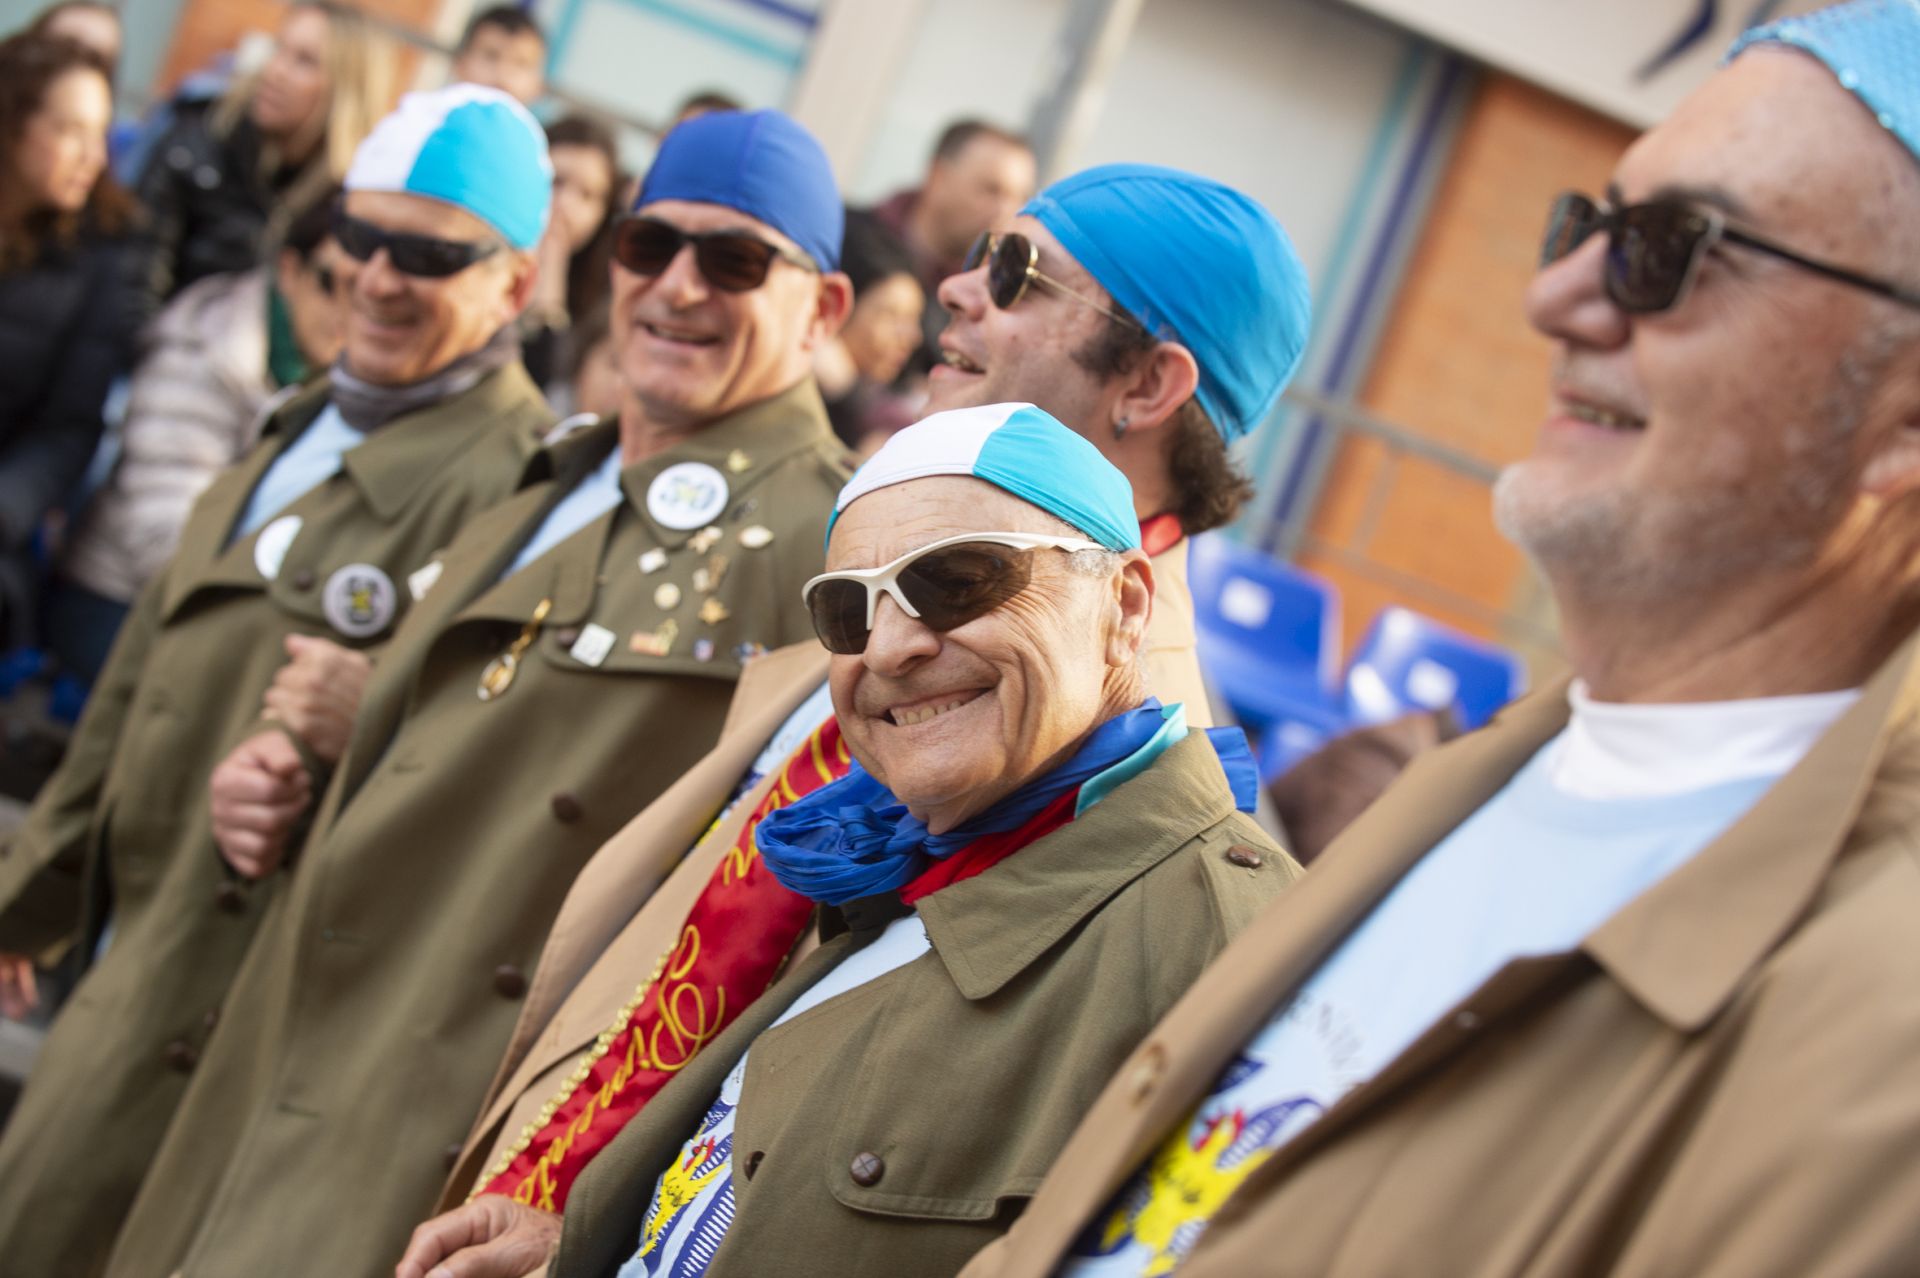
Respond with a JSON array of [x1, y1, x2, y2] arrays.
[[803, 530, 1106, 655]]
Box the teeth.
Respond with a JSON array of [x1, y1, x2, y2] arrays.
[[1569, 403, 1642, 430], [645, 323, 713, 343], [941, 349, 983, 374], [892, 698, 970, 727]]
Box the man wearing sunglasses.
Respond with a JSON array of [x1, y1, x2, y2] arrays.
[[0, 83, 556, 1277], [957, 4, 1920, 1276], [927, 163, 1311, 726], [95, 107, 854, 1278]]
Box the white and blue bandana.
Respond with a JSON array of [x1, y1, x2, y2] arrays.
[[827, 403, 1140, 552], [344, 83, 552, 249]]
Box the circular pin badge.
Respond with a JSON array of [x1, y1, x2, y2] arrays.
[[321, 563, 398, 639], [253, 515, 302, 581], [645, 462, 730, 532]]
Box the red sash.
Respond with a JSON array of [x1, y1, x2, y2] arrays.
[[480, 719, 848, 1211]]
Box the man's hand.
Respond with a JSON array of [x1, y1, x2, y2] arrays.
[[209, 731, 312, 879], [395, 1197, 563, 1278], [261, 634, 371, 766], [0, 953, 37, 1019]]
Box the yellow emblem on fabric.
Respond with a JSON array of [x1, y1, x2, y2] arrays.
[[1098, 1107, 1282, 1277]]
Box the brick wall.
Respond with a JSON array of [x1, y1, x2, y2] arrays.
[[158, 0, 441, 97]]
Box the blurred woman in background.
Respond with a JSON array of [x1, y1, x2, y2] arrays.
[[0, 32, 144, 650], [133, 0, 393, 307], [818, 209, 926, 454], [523, 113, 622, 393]]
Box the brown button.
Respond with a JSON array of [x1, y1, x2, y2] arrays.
[[742, 1150, 764, 1182], [550, 792, 583, 824], [849, 1152, 885, 1187], [290, 567, 316, 591], [162, 1040, 199, 1072], [554, 626, 581, 647], [214, 880, 247, 913], [444, 1142, 464, 1171], [494, 964, 528, 998], [1126, 1043, 1167, 1104], [1224, 845, 1264, 869]]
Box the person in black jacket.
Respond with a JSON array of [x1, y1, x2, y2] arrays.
[[132, 0, 394, 310], [0, 32, 146, 649]]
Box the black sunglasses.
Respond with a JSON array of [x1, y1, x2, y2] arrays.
[[333, 211, 502, 279], [962, 231, 1149, 332], [1541, 191, 1920, 314], [801, 531, 1104, 656], [612, 215, 817, 293]]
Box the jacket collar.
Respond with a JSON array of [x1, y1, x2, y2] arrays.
[[1583, 627, 1920, 1030], [913, 730, 1240, 1001], [339, 361, 547, 520]]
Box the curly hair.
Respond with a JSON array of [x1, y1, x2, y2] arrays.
[[0, 32, 132, 271], [1071, 315, 1255, 536]]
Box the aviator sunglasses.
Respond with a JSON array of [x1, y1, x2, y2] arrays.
[[1541, 191, 1920, 314], [332, 210, 501, 278], [962, 231, 1150, 331], [613, 215, 818, 292], [803, 530, 1106, 655]]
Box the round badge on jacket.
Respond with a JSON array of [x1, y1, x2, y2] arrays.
[[322, 563, 398, 638], [254, 515, 303, 581], [645, 462, 730, 531]]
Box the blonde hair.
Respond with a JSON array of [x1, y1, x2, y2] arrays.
[[215, 1, 397, 230]]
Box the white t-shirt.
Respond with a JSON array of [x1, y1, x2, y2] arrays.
[[1067, 683, 1858, 1276]]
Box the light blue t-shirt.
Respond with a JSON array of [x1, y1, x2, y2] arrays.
[[231, 404, 366, 540], [501, 448, 626, 580], [1068, 741, 1777, 1276]]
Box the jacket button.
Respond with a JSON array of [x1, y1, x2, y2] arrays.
[[550, 792, 583, 824], [213, 880, 247, 913], [742, 1150, 764, 1182], [554, 626, 581, 647], [444, 1142, 464, 1171], [291, 568, 316, 591], [1224, 845, 1264, 869], [849, 1152, 885, 1187], [1127, 1043, 1167, 1104], [162, 1040, 199, 1072], [494, 965, 528, 998]]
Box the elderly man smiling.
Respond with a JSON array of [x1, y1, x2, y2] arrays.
[[0, 83, 555, 1278], [469, 403, 1297, 1278]]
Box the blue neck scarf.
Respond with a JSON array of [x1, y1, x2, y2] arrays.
[[757, 700, 1259, 906]]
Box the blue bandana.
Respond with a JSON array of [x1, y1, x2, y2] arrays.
[[1022, 164, 1311, 444], [637, 109, 843, 271], [756, 701, 1259, 907], [1729, 0, 1920, 169]]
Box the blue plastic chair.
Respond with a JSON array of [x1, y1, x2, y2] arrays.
[[1187, 534, 1345, 741], [1343, 606, 1526, 731]]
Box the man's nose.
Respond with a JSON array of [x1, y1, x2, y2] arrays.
[[862, 592, 940, 676], [1525, 230, 1629, 351]]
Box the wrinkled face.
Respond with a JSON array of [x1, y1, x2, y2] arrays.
[[610, 198, 826, 427], [13, 66, 109, 213], [840, 271, 925, 385], [928, 215, 1116, 435], [922, 135, 1036, 262], [251, 5, 331, 141], [42, 6, 120, 67], [827, 477, 1130, 832], [452, 25, 546, 106], [1497, 50, 1920, 606], [550, 142, 614, 257], [277, 237, 346, 369], [336, 190, 524, 385]]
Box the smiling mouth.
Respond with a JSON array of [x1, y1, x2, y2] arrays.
[[939, 348, 985, 374], [1563, 400, 1645, 432], [886, 690, 984, 726], [641, 320, 720, 347]]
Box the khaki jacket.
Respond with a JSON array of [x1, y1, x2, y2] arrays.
[[0, 365, 550, 1278], [105, 382, 850, 1278], [551, 731, 1300, 1278], [965, 634, 1920, 1278]]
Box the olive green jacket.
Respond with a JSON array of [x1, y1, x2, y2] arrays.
[[552, 730, 1300, 1278], [0, 364, 550, 1278], [104, 381, 850, 1278]]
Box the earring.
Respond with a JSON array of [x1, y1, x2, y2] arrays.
[[1114, 416, 1130, 439]]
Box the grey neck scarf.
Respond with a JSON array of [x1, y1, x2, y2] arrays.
[[328, 322, 522, 432]]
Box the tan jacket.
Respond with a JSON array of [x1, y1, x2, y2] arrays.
[[105, 383, 851, 1278], [553, 731, 1298, 1278], [965, 634, 1920, 1278], [0, 366, 550, 1278]]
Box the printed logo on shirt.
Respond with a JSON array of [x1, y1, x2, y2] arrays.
[[636, 1091, 738, 1277], [321, 563, 398, 638]]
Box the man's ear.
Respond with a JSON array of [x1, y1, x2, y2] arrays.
[[1110, 341, 1200, 438], [810, 271, 855, 347], [502, 248, 541, 321], [1107, 552, 1155, 668]]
